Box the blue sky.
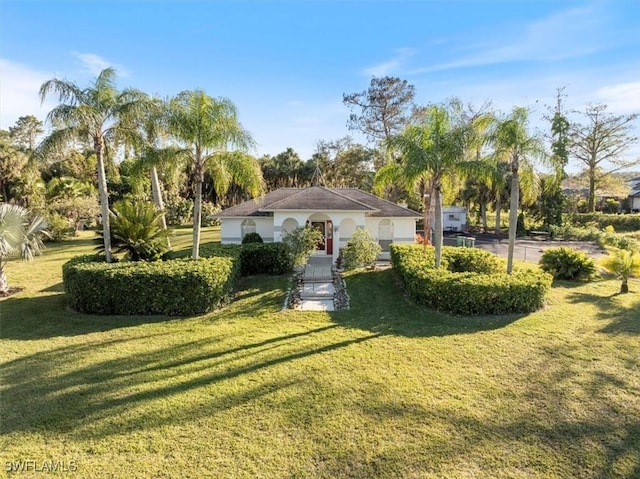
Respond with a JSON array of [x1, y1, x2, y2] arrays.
[[1, 0, 639, 165]]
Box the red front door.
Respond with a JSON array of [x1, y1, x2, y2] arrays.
[[326, 221, 333, 255]]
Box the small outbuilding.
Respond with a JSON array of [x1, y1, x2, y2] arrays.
[[215, 186, 421, 264], [442, 206, 467, 232]]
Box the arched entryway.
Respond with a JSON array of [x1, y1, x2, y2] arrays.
[[307, 213, 333, 256]]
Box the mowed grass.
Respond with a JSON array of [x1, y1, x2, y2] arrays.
[[1, 228, 639, 478]]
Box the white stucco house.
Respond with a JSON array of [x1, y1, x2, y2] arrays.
[[216, 186, 421, 264]]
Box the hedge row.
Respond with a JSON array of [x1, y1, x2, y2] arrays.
[[569, 213, 640, 232], [194, 243, 293, 275], [63, 253, 240, 316], [238, 242, 292, 276], [63, 242, 294, 316], [390, 244, 552, 315]]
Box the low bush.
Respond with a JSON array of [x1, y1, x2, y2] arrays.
[[63, 254, 240, 315], [241, 232, 264, 244], [390, 244, 552, 315], [539, 247, 597, 281], [239, 242, 292, 276], [342, 229, 381, 270]]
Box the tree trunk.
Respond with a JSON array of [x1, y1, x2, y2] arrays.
[[481, 201, 488, 232], [588, 161, 596, 212], [0, 267, 8, 294], [434, 184, 444, 268], [192, 152, 204, 259], [620, 278, 629, 294], [507, 160, 520, 274], [422, 183, 432, 248], [150, 165, 171, 249], [495, 195, 502, 235], [95, 137, 112, 263]]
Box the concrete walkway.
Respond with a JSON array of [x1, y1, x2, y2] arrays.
[[298, 256, 335, 311]]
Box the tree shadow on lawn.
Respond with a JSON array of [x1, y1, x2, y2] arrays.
[[565, 287, 640, 336], [330, 269, 525, 338], [1, 322, 379, 439], [0, 294, 181, 340]]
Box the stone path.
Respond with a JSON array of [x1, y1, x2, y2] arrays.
[[298, 256, 335, 311]]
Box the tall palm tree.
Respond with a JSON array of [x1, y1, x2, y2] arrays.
[[167, 90, 263, 259], [376, 103, 479, 267], [38, 68, 148, 262], [0, 204, 49, 293], [491, 107, 546, 273]]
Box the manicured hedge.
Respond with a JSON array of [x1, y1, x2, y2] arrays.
[[239, 242, 292, 276], [390, 244, 552, 315], [63, 253, 240, 315], [569, 213, 640, 232]]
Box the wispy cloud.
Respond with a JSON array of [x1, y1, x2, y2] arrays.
[[0, 59, 54, 129], [595, 82, 640, 114], [362, 48, 416, 77], [72, 52, 129, 77], [412, 6, 611, 74]]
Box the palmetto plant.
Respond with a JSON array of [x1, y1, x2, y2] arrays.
[[96, 199, 172, 262], [600, 249, 640, 294], [0, 203, 49, 293], [39, 67, 149, 262]]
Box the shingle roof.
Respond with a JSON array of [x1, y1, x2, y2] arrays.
[[334, 188, 422, 217], [260, 186, 376, 212], [215, 186, 421, 218]]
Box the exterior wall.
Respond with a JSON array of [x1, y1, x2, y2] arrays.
[[632, 196, 640, 211], [220, 217, 274, 244], [364, 217, 416, 244], [222, 211, 417, 263]]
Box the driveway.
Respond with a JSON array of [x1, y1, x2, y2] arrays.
[[442, 233, 608, 264]]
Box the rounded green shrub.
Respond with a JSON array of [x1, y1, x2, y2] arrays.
[[63, 254, 240, 315], [342, 229, 382, 270], [241, 232, 263, 244], [390, 244, 551, 315], [539, 247, 597, 281], [240, 242, 292, 276]]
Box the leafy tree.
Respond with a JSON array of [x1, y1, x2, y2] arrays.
[[491, 107, 546, 273], [167, 89, 263, 259], [377, 102, 479, 267], [95, 199, 171, 262], [9, 115, 44, 152], [260, 148, 308, 190], [38, 67, 149, 262], [569, 104, 639, 212], [0, 131, 29, 203], [0, 204, 49, 293], [343, 76, 419, 144], [528, 175, 566, 230], [600, 249, 640, 294], [312, 137, 374, 189]]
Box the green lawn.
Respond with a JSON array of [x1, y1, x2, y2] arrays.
[[1, 228, 639, 478]]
